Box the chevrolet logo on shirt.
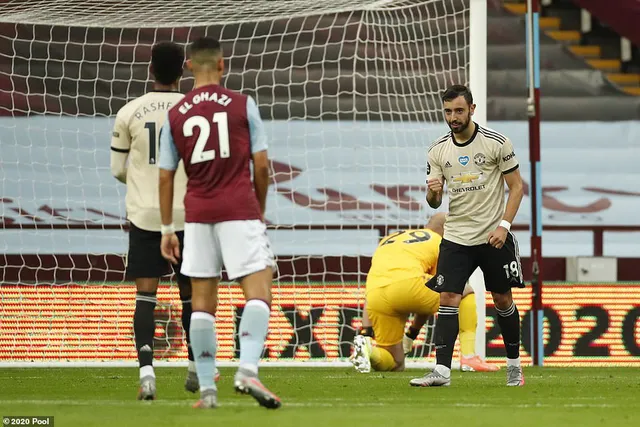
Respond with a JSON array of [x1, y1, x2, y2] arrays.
[[451, 172, 483, 184]]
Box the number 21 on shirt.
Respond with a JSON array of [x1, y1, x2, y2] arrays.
[[183, 112, 230, 164]]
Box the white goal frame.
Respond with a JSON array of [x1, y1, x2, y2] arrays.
[[0, 0, 487, 369]]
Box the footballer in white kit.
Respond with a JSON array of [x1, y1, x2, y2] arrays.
[[110, 41, 206, 400]]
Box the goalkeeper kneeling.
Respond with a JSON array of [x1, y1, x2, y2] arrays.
[[350, 213, 498, 373]]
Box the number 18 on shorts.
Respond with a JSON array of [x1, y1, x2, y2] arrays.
[[428, 233, 524, 295]]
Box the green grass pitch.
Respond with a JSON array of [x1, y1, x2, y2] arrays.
[[1, 367, 638, 427]]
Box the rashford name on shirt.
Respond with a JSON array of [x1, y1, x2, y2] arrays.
[[133, 101, 175, 120], [178, 91, 233, 114]]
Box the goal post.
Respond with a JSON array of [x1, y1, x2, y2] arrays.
[[0, 0, 487, 368], [469, 0, 488, 128], [468, 0, 488, 360]]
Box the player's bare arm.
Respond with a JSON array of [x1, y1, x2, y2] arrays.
[[488, 168, 524, 249], [252, 150, 270, 219], [159, 167, 180, 264]]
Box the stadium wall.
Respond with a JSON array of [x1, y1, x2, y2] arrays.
[[1, 119, 639, 281], [1, 119, 639, 231]]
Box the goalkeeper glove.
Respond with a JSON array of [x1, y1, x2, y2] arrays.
[[402, 333, 414, 355], [403, 324, 422, 355]]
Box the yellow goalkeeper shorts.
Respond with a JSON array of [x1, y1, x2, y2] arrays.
[[365, 277, 440, 347]]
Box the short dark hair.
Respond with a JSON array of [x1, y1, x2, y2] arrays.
[[151, 42, 184, 85], [188, 37, 222, 61], [442, 85, 473, 105]]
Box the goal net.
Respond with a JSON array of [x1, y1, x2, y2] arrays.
[[0, 0, 485, 367]]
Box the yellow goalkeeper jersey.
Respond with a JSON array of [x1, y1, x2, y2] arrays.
[[366, 228, 442, 289]]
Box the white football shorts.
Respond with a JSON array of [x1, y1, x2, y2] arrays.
[[181, 220, 275, 280]]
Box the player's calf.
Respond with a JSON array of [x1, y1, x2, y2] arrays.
[[178, 275, 198, 377], [232, 268, 280, 408], [189, 306, 219, 405], [133, 286, 158, 398], [493, 291, 523, 384], [236, 268, 272, 375], [187, 279, 223, 404]]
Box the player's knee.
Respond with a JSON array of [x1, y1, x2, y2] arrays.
[[135, 277, 159, 294], [240, 268, 273, 304], [440, 291, 462, 307], [243, 286, 272, 306], [191, 297, 218, 315], [491, 291, 513, 310], [190, 284, 219, 315], [392, 358, 405, 372]]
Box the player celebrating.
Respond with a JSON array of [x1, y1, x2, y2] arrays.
[[158, 37, 279, 410], [351, 213, 498, 373], [410, 85, 525, 388], [110, 41, 202, 400]]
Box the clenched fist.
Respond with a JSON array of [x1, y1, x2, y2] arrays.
[[427, 177, 444, 193]]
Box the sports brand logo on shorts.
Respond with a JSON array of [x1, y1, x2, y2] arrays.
[[458, 156, 470, 166], [474, 153, 485, 166]]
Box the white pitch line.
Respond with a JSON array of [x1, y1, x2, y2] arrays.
[[453, 403, 618, 409], [0, 399, 386, 408], [0, 399, 621, 409]]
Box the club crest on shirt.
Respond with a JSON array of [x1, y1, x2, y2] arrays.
[[458, 155, 470, 166], [474, 152, 486, 166]]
